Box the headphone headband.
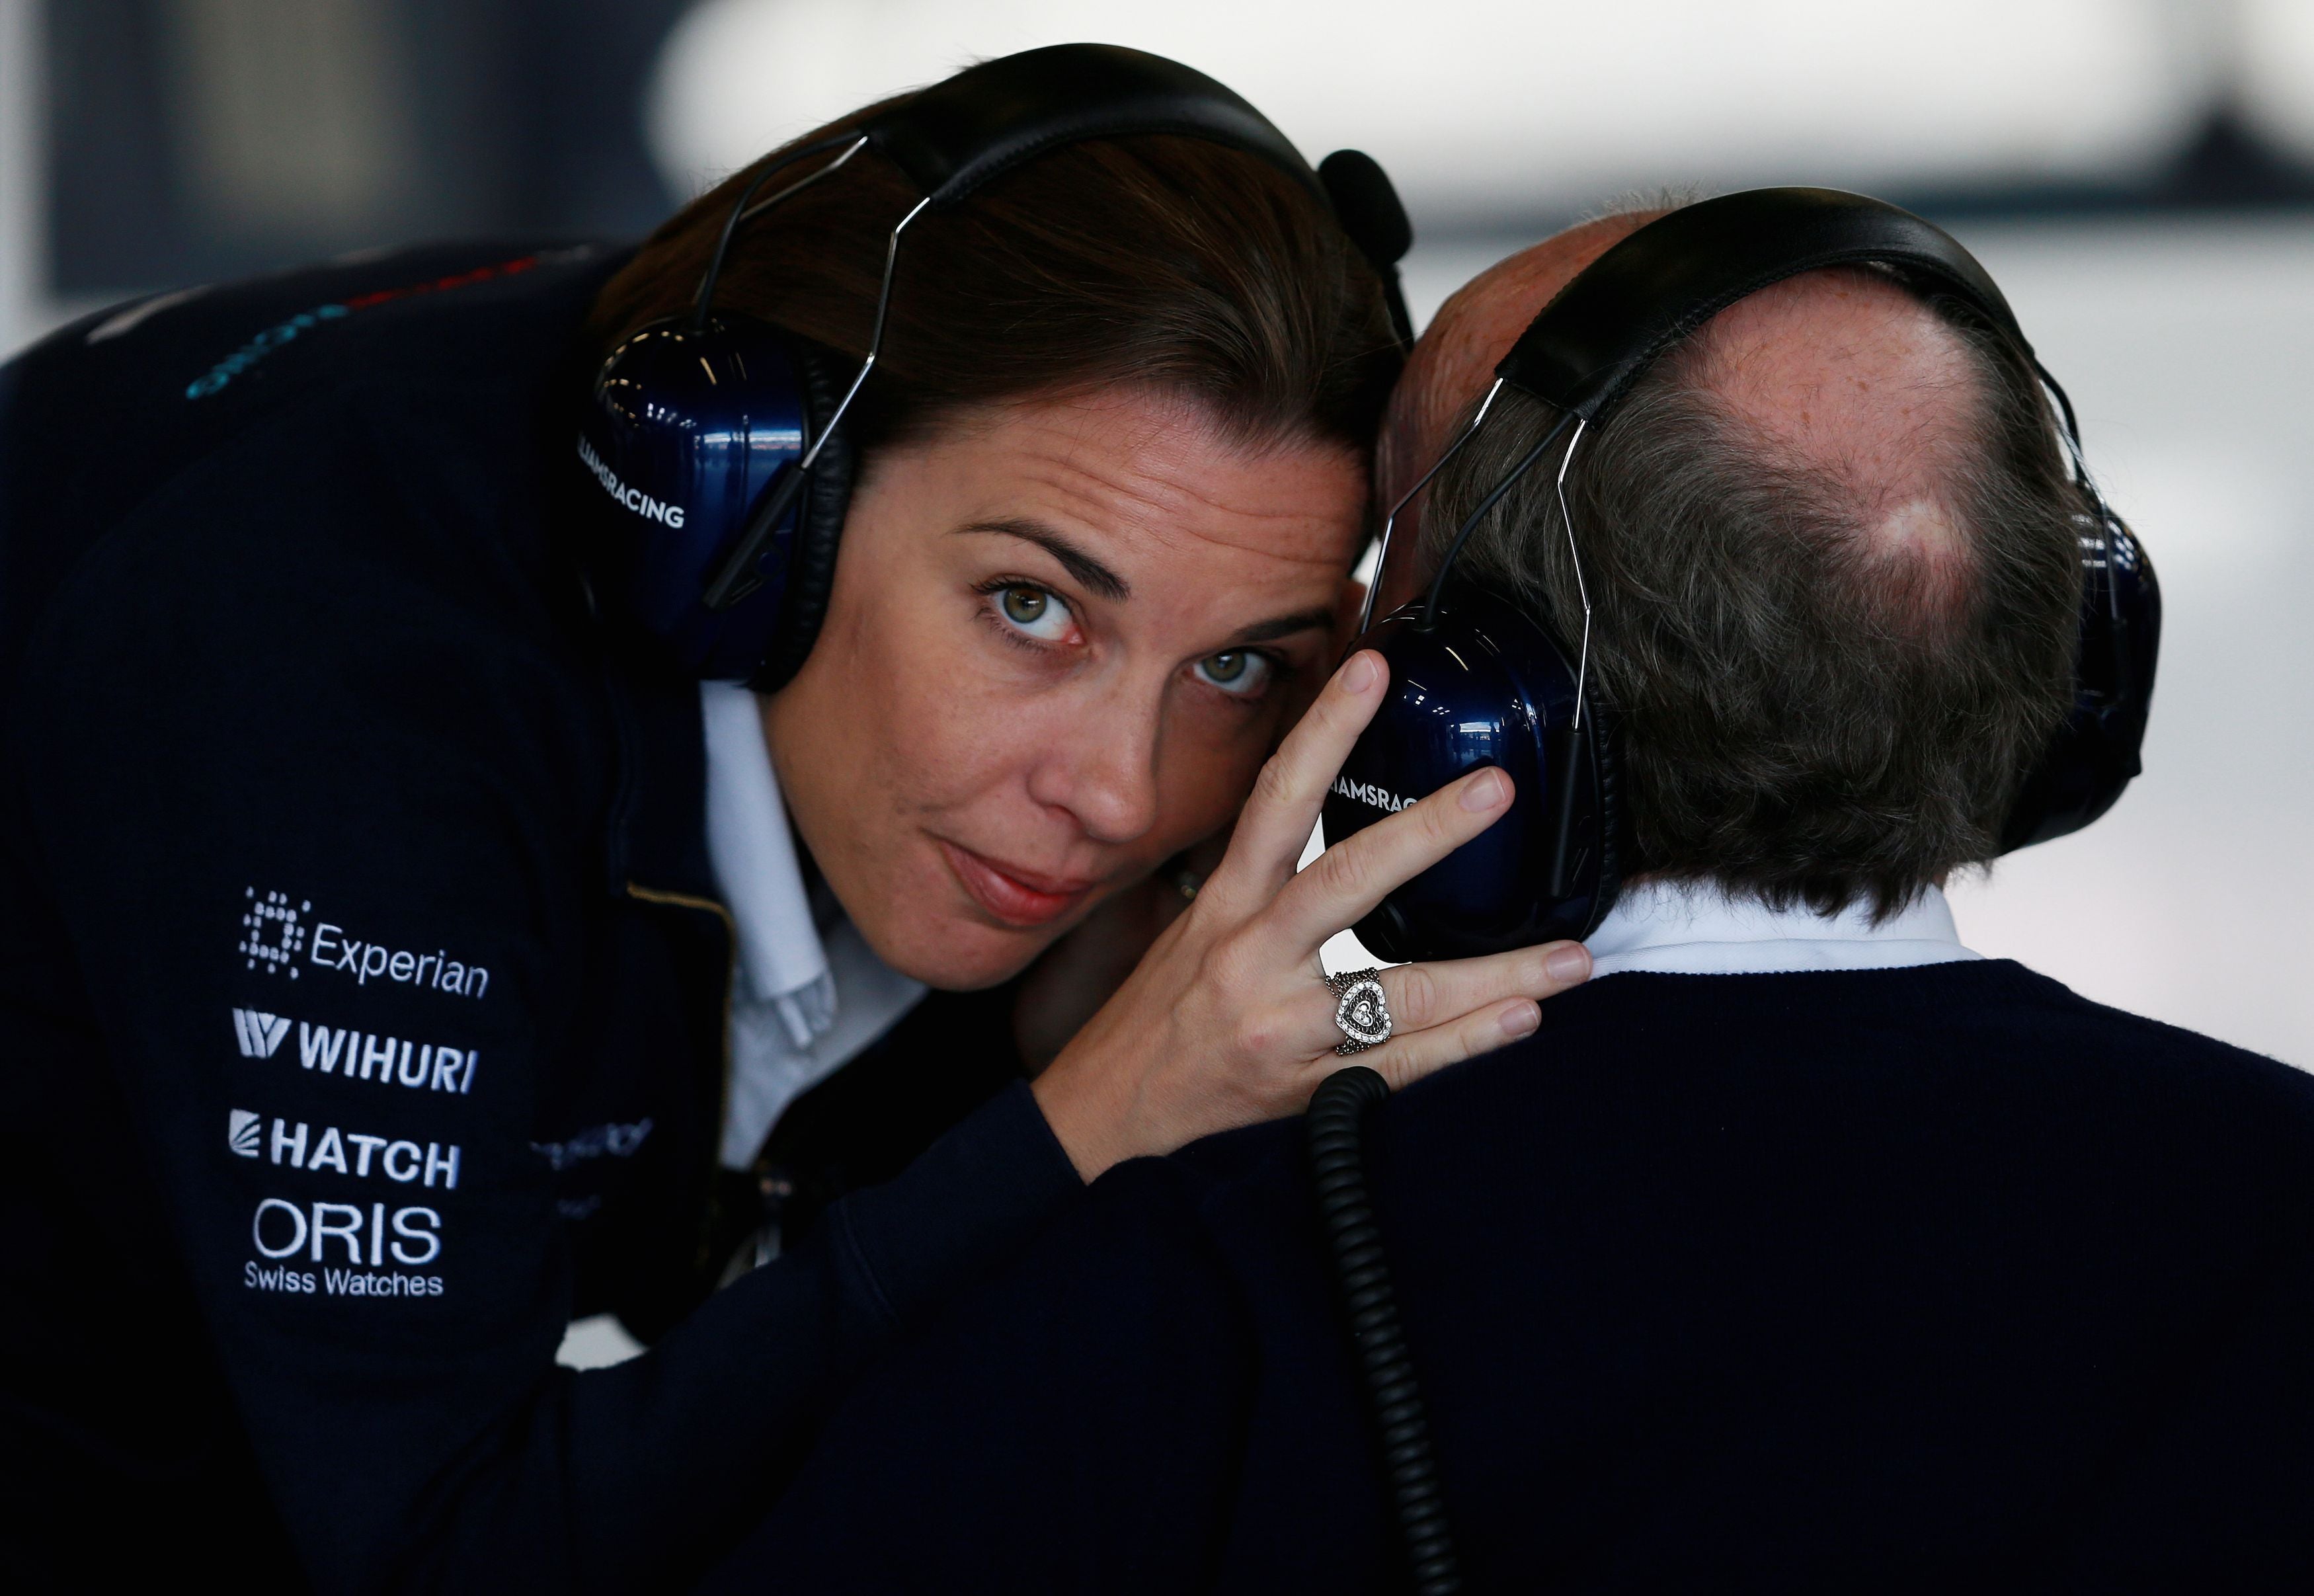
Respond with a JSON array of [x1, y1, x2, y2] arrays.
[[1497, 188, 2030, 423], [694, 44, 1412, 361], [863, 46, 1412, 338], [865, 44, 1329, 212]]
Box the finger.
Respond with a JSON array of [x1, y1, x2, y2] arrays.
[[1373, 943, 1595, 1046], [1207, 651, 1388, 906], [1269, 764, 1515, 955], [1354, 996, 1546, 1094], [1285, 942, 1589, 1058]]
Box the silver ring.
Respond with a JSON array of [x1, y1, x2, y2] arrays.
[[1326, 967, 1392, 1056]]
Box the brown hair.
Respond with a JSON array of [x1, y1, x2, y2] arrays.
[[585, 106, 1401, 461], [1423, 272, 2085, 918]]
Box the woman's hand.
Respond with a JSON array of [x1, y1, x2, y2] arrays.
[[1031, 649, 1593, 1180]]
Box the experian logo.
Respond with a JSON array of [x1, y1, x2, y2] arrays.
[[1330, 775, 1414, 814], [309, 921, 489, 1000], [577, 436, 686, 528]]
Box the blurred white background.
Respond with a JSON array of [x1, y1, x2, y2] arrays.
[[3, 0, 2310, 1070], [643, 0, 2314, 212]]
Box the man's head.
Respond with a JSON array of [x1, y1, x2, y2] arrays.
[[1384, 209, 2085, 917]]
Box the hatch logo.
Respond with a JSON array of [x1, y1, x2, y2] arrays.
[[229, 1109, 262, 1158], [239, 888, 309, 977], [233, 1008, 292, 1058], [1330, 776, 1414, 814], [249, 1115, 461, 1189]]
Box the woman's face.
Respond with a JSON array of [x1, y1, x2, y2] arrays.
[[763, 389, 1366, 990]]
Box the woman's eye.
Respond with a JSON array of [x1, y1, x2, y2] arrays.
[[1193, 649, 1273, 697], [994, 584, 1074, 643]]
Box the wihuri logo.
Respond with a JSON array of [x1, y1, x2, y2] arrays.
[[1330, 775, 1414, 813], [233, 1008, 292, 1058], [577, 436, 686, 528]]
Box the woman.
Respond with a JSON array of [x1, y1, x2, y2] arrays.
[[0, 47, 1586, 1592]]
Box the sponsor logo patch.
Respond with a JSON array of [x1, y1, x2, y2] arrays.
[[233, 1008, 292, 1058], [236, 889, 490, 1001], [310, 920, 489, 1000], [229, 1109, 262, 1158], [258, 1115, 461, 1188], [532, 1119, 653, 1172], [239, 889, 309, 978], [248, 1197, 446, 1295], [227, 1007, 480, 1094]]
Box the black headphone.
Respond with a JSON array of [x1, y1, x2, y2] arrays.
[[573, 43, 1414, 690], [1322, 188, 2162, 965]]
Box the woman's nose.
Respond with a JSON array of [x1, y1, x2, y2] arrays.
[[1025, 691, 1162, 846]]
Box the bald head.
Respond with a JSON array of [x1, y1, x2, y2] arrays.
[[1378, 214, 1649, 510], [1381, 212, 1985, 625]]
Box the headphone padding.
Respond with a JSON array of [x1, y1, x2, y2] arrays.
[[752, 337, 858, 692]]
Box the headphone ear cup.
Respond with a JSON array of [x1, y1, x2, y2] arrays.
[[751, 337, 859, 692], [1999, 508, 2161, 850]]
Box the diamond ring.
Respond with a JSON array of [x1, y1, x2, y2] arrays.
[[1326, 967, 1392, 1056]]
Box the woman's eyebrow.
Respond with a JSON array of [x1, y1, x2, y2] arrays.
[[955, 519, 1129, 602], [1234, 608, 1336, 645]]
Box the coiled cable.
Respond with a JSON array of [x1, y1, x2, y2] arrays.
[[1306, 1065, 1464, 1595]]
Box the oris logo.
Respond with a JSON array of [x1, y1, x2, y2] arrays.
[[1330, 775, 1414, 814]]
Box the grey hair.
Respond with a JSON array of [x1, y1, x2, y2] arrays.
[[1417, 284, 2085, 918]]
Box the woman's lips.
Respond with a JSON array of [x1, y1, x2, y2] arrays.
[[937, 840, 1096, 928]]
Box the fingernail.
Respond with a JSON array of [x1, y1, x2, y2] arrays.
[[1459, 767, 1511, 811], [1544, 942, 1591, 983], [1500, 1000, 1541, 1039], [1337, 651, 1378, 694]]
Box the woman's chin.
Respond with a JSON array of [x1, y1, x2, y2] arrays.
[[858, 906, 1059, 993]]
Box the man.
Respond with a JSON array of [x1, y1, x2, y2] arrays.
[[701, 204, 2314, 1591]]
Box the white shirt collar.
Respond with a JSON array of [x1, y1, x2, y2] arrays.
[[699, 682, 834, 1043], [1583, 878, 1981, 978], [700, 682, 927, 1169]]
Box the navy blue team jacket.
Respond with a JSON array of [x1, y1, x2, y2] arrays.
[[709, 963, 2314, 1593], [0, 246, 1078, 1591]]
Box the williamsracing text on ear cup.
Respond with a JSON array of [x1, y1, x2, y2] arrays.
[[753, 337, 859, 693]]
